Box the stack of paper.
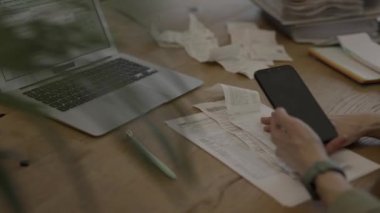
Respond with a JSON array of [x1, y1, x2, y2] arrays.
[[152, 14, 292, 79], [252, 0, 380, 45], [166, 84, 380, 206], [283, 0, 363, 19]]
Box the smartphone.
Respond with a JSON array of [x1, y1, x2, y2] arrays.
[[254, 65, 337, 144]]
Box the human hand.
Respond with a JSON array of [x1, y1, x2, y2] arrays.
[[326, 114, 380, 154], [261, 108, 329, 176]]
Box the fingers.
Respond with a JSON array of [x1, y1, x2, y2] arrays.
[[261, 117, 272, 132], [325, 136, 347, 154], [268, 108, 291, 146], [261, 108, 290, 126], [261, 108, 293, 134], [272, 108, 291, 123], [271, 107, 295, 131], [261, 117, 271, 125]]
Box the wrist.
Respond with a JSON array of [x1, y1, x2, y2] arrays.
[[301, 160, 346, 200], [315, 171, 352, 205], [365, 123, 380, 139], [362, 114, 380, 138]]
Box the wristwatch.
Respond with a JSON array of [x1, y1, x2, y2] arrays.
[[301, 160, 346, 200]]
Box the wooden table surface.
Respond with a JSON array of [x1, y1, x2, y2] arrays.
[[1, 1, 380, 212]]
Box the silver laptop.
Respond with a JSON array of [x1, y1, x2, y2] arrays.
[[0, 0, 202, 136]]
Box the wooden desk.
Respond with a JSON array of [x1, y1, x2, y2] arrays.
[[1, 1, 380, 212]]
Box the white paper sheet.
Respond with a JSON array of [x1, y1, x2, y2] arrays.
[[232, 29, 277, 47], [209, 46, 271, 79], [151, 14, 218, 62], [182, 14, 219, 62], [167, 84, 379, 206], [221, 84, 261, 114], [247, 44, 293, 61], [227, 22, 292, 62], [226, 22, 258, 39], [151, 16, 292, 79], [166, 104, 380, 206], [151, 26, 184, 48], [193, 100, 290, 171]]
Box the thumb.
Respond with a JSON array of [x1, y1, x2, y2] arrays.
[[325, 136, 347, 154]]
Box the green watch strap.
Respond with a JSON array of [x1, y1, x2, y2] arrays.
[[301, 160, 346, 200]]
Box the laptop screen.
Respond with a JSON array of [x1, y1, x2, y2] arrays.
[[1, 0, 110, 82]]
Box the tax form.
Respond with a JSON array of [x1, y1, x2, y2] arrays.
[[166, 84, 380, 207]]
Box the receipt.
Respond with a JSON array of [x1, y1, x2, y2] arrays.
[[218, 59, 269, 78], [151, 26, 184, 48], [209, 45, 241, 61], [232, 29, 277, 47], [152, 14, 218, 62], [247, 44, 293, 61], [227, 21, 292, 62], [227, 22, 258, 35], [221, 84, 261, 114], [209, 45, 271, 78], [182, 14, 219, 62], [151, 16, 292, 78]]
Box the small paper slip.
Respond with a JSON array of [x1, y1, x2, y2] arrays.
[[151, 26, 184, 48], [221, 84, 261, 114], [209, 45, 270, 79], [248, 44, 293, 61], [152, 14, 218, 62], [338, 33, 380, 73], [230, 27, 277, 47], [309, 47, 380, 84], [226, 22, 258, 42], [151, 16, 292, 79], [182, 14, 219, 62], [166, 103, 380, 206]]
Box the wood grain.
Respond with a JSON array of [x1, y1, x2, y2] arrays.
[[0, 1, 379, 212]]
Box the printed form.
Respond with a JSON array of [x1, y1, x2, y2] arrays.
[[166, 84, 380, 207]]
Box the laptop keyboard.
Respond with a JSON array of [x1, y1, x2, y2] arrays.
[[23, 58, 157, 112]]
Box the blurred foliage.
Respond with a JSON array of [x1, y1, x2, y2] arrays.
[[0, 1, 195, 213], [0, 1, 104, 212], [0, 1, 102, 73]]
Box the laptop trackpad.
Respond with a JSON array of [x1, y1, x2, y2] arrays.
[[56, 82, 168, 135]]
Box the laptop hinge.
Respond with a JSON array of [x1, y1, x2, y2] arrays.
[[19, 56, 113, 90], [52, 62, 76, 73]]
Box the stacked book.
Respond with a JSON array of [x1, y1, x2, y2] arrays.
[[310, 33, 380, 84], [251, 0, 380, 45]]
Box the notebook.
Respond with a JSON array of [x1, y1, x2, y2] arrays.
[[0, 0, 203, 136], [338, 33, 380, 73], [309, 47, 380, 84]]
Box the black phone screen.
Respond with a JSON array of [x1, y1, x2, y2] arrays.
[[254, 65, 337, 143]]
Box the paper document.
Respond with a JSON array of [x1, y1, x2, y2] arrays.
[[252, 0, 364, 25], [167, 103, 380, 206], [152, 15, 292, 79], [166, 84, 380, 206], [226, 21, 292, 62], [338, 33, 380, 74], [209, 45, 271, 79], [221, 84, 261, 114], [152, 14, 218, 62]]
